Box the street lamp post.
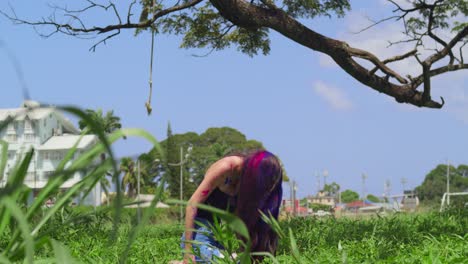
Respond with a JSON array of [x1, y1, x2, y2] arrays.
[[167, 145, 193, 223], [401, 177, 407, 193], [291, 180, 298, 217], [362, 173, 367, 203], [137, 159, 141, 223], [446, 159, 450, 205], [315, 171, 320, 194], [179, 147, 183, 223], [323, 169, 329, 191]]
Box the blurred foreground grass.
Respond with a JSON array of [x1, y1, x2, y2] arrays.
[[1, 207, 465, 263]]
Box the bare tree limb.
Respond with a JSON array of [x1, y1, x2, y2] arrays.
[[208, 0, 450, 108], [413, 63, 468, 88], [2, 0, 466, 109], [0, 0, 204, 47], [425, 0, 455, 65], [127, 0, 137, 24], [346, 46, 408, 84], [369, 49, 418, 75], [425, 26, 468, 66]]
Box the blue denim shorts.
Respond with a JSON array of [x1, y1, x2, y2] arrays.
[[180, 218, 224, 263]]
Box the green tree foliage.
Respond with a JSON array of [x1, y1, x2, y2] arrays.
[[120, 157, 140, 198], [136, 152, 160, 193], [146, 126, 269, 199], [164, 122, 180, 198], [323, 182, 340, 195], [366, 194, 380, 203], [279, 158, 289, 182], [77, 108, 123, 195], [415, 164, 468, 203], [78, 109, 122, 135], [340, 189, 359, 203]]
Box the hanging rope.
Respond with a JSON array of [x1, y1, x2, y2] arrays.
[[145, 27, 155, 115]]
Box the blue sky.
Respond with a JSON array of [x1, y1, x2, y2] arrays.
[[1, 1, 467, 199]]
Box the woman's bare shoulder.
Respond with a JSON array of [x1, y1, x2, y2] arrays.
[[204, 156, 243, 179], [217, 156, 243, 169]]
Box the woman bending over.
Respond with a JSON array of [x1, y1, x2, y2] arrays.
[[180, 150, 283, 263]]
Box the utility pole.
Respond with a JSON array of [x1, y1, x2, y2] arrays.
[[180, 147, 184, 223], [384, 180, 391, 201], [361, 173, 367, 202], [323, 169, 329, 192], [168, 144, 193, 223], [316, 170, 320, 194], [137, 159, 141, 224], [401, 177, 407, 193], [289, 180, 298, 217], [292, 180, 297, 217], [290, 180, 293, 213], [446, 159, 450, 205]]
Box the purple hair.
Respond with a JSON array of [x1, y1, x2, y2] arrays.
[[235, 150, 283, 259]]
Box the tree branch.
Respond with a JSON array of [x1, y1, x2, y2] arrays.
[[425, 0, 455, 65], [369, 49, 418, 75], [0, 0, 204, 49], [208, 0, 451, 108], [412, 63, 468, 88], [425, 26, 468, 66], [2, 0, 466, 109], [346, 46, 408, 84]]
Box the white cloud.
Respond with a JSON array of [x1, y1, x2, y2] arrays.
[[313, 81, 354, 111]]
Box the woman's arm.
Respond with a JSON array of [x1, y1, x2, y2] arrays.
[[183, 157, 235, 262]]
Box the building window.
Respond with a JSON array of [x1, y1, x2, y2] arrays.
[[6, 123, 17, 142], [7, 134, 17, 142], [44, 152, 49, 160], [25, 172, 35, 182], [42, 171, 54, 180], [24, 133, 34, 142], [48, 151, 63, 161], [24, 119, 32, 130]]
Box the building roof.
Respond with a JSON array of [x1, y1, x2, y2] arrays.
[[0, 101, 79, 134], [283, 206, 308, 213], [0, 107, 54, 121], [346, 200, 374, 208], [37, 134, 97, 150]]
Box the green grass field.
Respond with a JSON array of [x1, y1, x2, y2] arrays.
[[1, 114, 466, 263], [3, 208, 464, 263]]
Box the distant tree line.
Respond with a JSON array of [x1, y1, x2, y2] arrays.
[[134, 124, 289, 199], [78, 109, 468, 205], [415, 164, 468, 205]]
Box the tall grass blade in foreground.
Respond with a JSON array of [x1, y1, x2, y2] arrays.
[[0, 105, 164, 263]]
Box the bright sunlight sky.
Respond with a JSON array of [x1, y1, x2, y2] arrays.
[[1, 1, 467, 199]]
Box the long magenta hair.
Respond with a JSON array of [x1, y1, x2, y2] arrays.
[[235, 150, 283, 258]]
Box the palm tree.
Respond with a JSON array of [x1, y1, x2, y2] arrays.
[[120, 157, 144, 198], [137, 153, 161, 190], [78, 108, 122, 135], [79, 108, 123, 202]]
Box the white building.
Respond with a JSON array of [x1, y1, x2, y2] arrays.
[[308, 191, 336, 207], [0, 101, 101, 206]]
